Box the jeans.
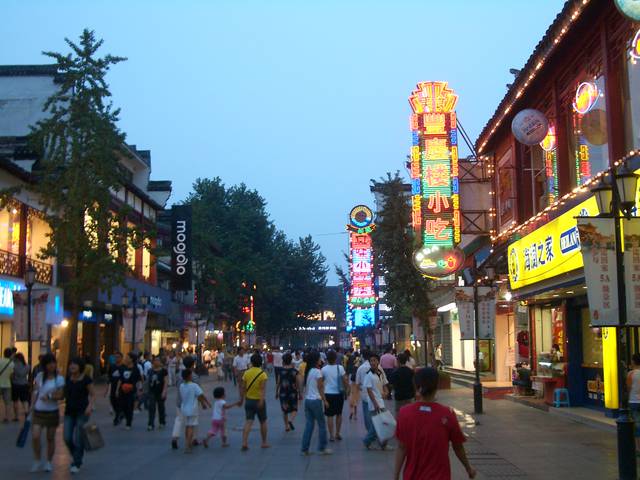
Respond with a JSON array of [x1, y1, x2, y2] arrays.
[[301, 399, 328, 452], [63, 414, 88, 467], [362, 400, 377, 447], [148, 393, 166, 427], [120, 393, 135, 427]]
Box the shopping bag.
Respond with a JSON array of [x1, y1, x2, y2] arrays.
[[371, 409, 396, 443], [16, 416, 31, 448], [82, 422, 105, 451]]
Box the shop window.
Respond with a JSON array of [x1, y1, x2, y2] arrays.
[[533, 305, 565, 377], [581, 308, 603, 367], [142, 243, 151, 280], [127, 222, 137, 273], [623, 28, 640, 151], [525, 138, 558, 214], [0, 205, 21, 254], [26, 212, 52, 263], [568, 76, 609, 186]]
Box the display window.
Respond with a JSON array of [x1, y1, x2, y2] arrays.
[[532, 305, 566, 377], [581, 308, 603, 367]]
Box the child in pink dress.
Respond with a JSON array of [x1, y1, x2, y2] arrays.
[[204, 387, 240, 447]]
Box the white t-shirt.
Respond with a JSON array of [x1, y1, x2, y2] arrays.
[[321, 364, 345, 395], [180, 381, 203, 417], [292, 357, 303, 369], [273, 352, 283, 368], [305, 368, 323, 400], [363, 370, 387, 411], [143, 360, 152, 377], [212, 399, 226, 420], [233, 354, 250, 372], [34, 373, 65, 412], [355, 360, 371, 397]]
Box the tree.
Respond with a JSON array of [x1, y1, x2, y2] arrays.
[[28, 30, 136, 359], [371, 172, 434, 364], [185, 178, 327, 338]]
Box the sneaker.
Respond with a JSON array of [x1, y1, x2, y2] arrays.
[[319, 449, 333, 455], [159, 423, 166, 430], [171, 439, 178, 450], [43, 462, 53, 472], [70, 465, 80, 474], [381, 444, 395, 451], [30, 461, 42, 473]]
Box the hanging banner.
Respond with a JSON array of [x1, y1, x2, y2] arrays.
[[455, 287, 475, 340], [123, 308, 148, 344], [577, 218, 619, 326], [623, 218, 640, 326], [477, 287, 496, 339], [171, 205, 193, 291], [12, 290, 48, 342]]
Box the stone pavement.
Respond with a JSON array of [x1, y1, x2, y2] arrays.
[[0, 371, 622, 479]]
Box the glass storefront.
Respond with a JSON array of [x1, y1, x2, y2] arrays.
[[532, 304, 566, 378]]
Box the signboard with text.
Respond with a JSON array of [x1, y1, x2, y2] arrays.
[[171, 205, 193, 291], [623, 218, 640, 326]]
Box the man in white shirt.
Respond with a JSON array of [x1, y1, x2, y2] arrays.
[[362, 353, 390, 450], [272, 350, 283, 383], [232, 348, 250, 393]]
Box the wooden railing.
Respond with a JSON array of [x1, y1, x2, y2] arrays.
[[0, 249, 53, 285]]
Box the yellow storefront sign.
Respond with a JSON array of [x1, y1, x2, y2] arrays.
[[507, 196, 598, 290], [602, 327, 619, 409]]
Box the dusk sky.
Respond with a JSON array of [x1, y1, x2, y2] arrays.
[[2, 1, 562, 283]]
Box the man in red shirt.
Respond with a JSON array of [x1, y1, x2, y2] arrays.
[[394, 367, 476, 480]]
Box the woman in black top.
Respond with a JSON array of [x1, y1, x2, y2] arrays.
[[116, 353, 141, 429], [390, 353, 415, 416], [63, 357, 95, 473]]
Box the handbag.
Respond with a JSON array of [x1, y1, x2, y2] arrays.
[[337, 365, 346, 399], [371, 408, 396, 443], [16, 415, 31, 448], [82, 422, 105, 451]]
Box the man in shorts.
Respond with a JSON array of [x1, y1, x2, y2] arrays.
[[240, 353, 269, 451], [0, 348, 14, 422]]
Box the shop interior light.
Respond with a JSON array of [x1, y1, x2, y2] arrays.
[[437, 302, 457, 313]]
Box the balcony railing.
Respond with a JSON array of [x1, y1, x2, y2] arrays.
[[0, 249, 53, 285]]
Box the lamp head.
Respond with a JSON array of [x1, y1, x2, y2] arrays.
[[24, 263, 36, 287], [615, 163, 638, 216], [591, 175, 613, 216]]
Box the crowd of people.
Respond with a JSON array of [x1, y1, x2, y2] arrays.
[[0, 343, 485, 479]]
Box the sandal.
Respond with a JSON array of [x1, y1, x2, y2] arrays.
[[336, 434, 342, 441]]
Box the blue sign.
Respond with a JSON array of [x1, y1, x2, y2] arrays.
[[0, 279, 25, 316], [353, 307, 375, 328], [560, 226, 581, 254]]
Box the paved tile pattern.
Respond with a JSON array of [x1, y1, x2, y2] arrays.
[[0, 372, 624, 479]]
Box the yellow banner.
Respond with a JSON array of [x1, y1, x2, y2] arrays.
[[507, 196, 598, 290], [602, 327, 619, 409]]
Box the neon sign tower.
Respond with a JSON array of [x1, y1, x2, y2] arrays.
[[409, 81, 463, 278], [346, 205, 376, 331]]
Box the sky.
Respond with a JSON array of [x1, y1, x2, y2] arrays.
[[1, 0, 563, 283]]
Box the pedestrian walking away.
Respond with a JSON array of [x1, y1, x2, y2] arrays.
[[0, 347, 14, 423], [30, 353, 65, 473], [394, 367, 476, 480], [115, 352, 142, 430], [390, 353, 416, 416], [171, 355, 200, 450], [363, 353, 392, 450], [272, 349, 283, 383], [106, 352, 123, 424], [63, 356, 95, 474], [204, 386, 241, 448], [301, 351, 332, 456], [167, 351, 177, 387], [356, 350, 373, 440], [240, 353, 269, 451], [276, 352, 301, 432], [233, 347, 250, 393], [147, 356, 168, 430], [180, 368, 211, 454], [321, 350, 348, 442], [347, 351, 361, 421], [626, 353, 640, 454], [10, 352, 29, 422]]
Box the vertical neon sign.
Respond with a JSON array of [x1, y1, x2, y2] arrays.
[[347, 205, 376, 328], [408, 82, 462, 278]]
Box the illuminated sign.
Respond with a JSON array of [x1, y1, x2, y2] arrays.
[[0, 279, 25, 316], [631, 29, 640, 62], [507, 196, 598, 290], [413, 245, 465, 279], [573, 82, 599, 115], [347, 206, 376, 311], [409, 82, 462, 277]]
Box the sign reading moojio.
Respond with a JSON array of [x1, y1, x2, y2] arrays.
[[171, 205, 193, 291]]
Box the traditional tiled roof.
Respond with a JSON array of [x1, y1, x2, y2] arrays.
[[475, 0, 592, 154], [0, 64, 58, 77]]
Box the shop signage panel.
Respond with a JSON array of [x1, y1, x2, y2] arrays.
[[123, 308, 148, 344], [12, 290, 48, 342], [577, 218, 619, 327], [455, 287, 475, 340], [507, 196, 598, 290], [477, 287, 496, 339], [171, 205, 193, 292], [623, 218, 640, 326]]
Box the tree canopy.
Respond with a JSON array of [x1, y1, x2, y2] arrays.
[[185, 177, 327, 335]]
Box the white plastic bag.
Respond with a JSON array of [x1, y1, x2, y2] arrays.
[[371, 409, 396, 443]]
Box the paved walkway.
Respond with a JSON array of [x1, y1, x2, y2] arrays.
[[0, 371, 622, 479]]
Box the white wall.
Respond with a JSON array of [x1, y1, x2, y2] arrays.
[[0, 76, 58, 136]]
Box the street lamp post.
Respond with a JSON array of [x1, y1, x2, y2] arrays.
[[24, 263, 36, 370], [121, 290, 149, 353], [591, 164, 638, 480]]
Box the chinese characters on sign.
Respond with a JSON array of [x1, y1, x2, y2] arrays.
[[577, 218, 619, 326], [454, 287, 496, 340], [623, 218, 640, 326], [409, 81, 462, 278], [347, 205, 376, 329]]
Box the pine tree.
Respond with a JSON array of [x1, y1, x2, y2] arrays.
[[29, 29, 135, 359]]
